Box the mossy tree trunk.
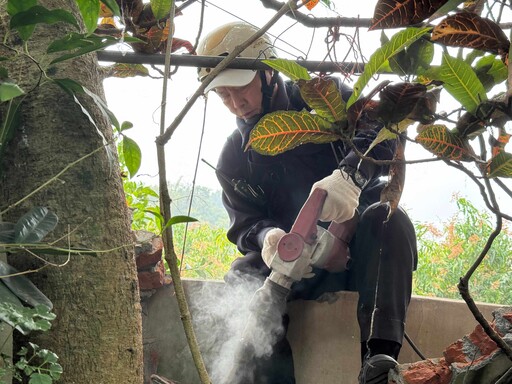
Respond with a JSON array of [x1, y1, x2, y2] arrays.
[[0, 0, 143, 382]]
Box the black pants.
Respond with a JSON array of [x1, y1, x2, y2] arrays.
[[226, 202, 418, 383]]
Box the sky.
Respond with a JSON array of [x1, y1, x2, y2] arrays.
[[102, 0, 511, 224]]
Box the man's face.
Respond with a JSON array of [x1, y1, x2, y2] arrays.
[[214, 73, 263, 121]]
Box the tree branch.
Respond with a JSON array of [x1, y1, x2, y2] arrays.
[[155, 0, 301, 147], [259, 0, 371, 28]]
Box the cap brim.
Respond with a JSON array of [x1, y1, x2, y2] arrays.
[[204, 69, 257, 93]]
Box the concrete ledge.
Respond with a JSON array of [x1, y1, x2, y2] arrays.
[[142, 279, 503, 384]]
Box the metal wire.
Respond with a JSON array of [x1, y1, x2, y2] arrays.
[[179, 96, 208, 272], [404, 331, 426, 360]]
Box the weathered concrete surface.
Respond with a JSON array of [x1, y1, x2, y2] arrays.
[[142, 279, 504, 384]]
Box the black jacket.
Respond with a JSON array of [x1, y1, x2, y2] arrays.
[[216, 76, 396, 255]]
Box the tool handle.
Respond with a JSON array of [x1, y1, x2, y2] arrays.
[[276, 188, 326, 262], [289, 188, 327, 244]]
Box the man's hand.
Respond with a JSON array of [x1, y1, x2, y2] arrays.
[[311, 169, 361, 223], [261, 228, 286, 267]]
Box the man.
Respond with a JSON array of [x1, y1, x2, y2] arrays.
[[197, 22, 417, 384]]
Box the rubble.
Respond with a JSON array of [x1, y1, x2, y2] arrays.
[[390, 307, 512, 384]]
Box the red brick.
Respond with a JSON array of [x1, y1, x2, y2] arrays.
[[401, 359, 452, 384], [468, 324, 498, 356], [136, 236, 164, 269], [138, 260, 165, 290], [444, 340, 465, 364]]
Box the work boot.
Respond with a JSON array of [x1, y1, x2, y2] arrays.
[[358, 354, 398, 384]]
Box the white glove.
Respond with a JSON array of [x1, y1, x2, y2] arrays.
[[311, 169, 361, 223], [261, 228, 286, 267], [262, 228, 315, 280]]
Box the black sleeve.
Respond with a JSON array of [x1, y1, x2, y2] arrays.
[[216, 133, 280, 255]]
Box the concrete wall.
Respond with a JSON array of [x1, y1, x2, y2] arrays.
[[142, 279, 503, 384]]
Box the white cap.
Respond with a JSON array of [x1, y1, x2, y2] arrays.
[[204, 69, 257, 93]]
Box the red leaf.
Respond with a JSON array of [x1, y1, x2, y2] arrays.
[[432, 12, 510, 56], [370, 0, 449, 30]]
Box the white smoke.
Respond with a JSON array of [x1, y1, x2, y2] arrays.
[[187, 272, 286, 384]]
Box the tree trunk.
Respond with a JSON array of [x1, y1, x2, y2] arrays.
[[0, 0, 143, 382]]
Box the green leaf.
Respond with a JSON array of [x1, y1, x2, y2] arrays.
[[70, 92, 109, 148], [40, 349, 59, 364], [0, 67, 8, 79], [150, 0, 173, 20], [247, 110, 339, 156], [52, 77, 84, 95], [162, 215, 198, 232], [0, 82, 24, 102], [7, 0, 37, 15], [122, 136, 141, 178], [144, 209, 164, 227], [100, 0, 121, 17], [28, 372, 53, 384], [53, 78, 116, 167], [0, 97, 23, 161], [48, 33, 142, 65], [474, 55, 508, 91], [0, 260, 53, 309], [0, 302, 53, 335], [76, 0, 101, 35], [10, 5, 78, 41], [416, 124, 475, 161], [262, 59, 311, 81], [383, 32, 435, 76], [121, 121, 134, 131], [14, 207, 58, 244], [438, 54, 487, 114], [54, 77, 120, 131], [0, 222, 15, 243], [82, 86, 120, 130], [488, 152, 512, 178], [407, 38, 435, 74], [0, 278, 24, 308], [465, 49, 485, 65], [365, 119, 415, 155], [7, 0, 37, 40], [49, 363, 63, 379], [297, 78, 346, 123], [347, 27, 432, 108]]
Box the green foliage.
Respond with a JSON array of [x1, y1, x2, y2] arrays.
[[9, 4, 78, 41], [4, 340, 62, 384], [0, 83, 24, 102], [123, 180, 161, 233], [262, 59, 311, 81], [0, 1, 139, 171], [168, 182, 229, 229], [0, 207, 60, 382], [413, 198, 512, 305], [173, 223, 236, 280], [436, 54, 487, 114], [75, 0, 101, 35], [150, 0, 173, 21], [347, 27, 432, 108], [123, 179, 235, 279]]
